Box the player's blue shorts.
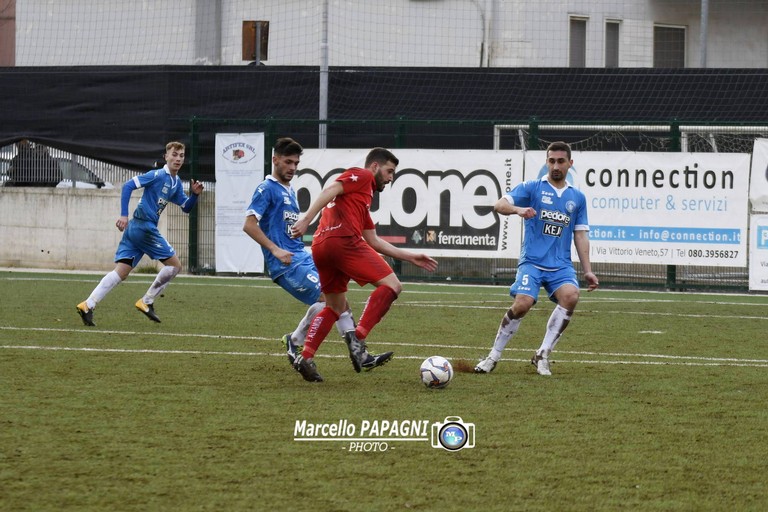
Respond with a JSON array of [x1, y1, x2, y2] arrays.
[[510, 263, 578, 304], [115, 218, 175, 267], [274, 250, 322, 305]]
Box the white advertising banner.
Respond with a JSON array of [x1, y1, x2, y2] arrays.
[[214, 133, 265, 273], [296, 149, 525, 257], [524, 151, 750, 267], [748, 214, 768, 290], [749, 138, 768, 213]]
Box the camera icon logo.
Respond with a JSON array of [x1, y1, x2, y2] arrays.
[[431, 416, 475, 451]]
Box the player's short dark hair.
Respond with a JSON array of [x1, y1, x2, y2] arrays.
[[365, 147, 399, 167], [274, 137, 303, 157], [546, 141, 571, 160]]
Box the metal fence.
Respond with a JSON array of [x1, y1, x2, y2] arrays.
[[3, 121, 762, 293], [171, 118, 765, 292]]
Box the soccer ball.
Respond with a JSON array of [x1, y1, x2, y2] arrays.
[[420, 356, 453, 389]]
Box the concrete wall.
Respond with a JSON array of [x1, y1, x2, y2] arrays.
[[0, 187, 165, 272]]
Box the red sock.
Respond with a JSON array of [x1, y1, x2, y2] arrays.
[[302, 307, 339, 359], [356, 286, 398, 339]]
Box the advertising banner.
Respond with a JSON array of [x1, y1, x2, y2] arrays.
[[749, 138, 768, 213], [296, 149, 525, 257], [214, 133, 265, 273], [524, 151, 750, 267], [748, 214, 768, 291]]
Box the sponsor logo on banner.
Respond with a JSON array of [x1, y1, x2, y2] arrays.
[[295, 167, 503, 251], [221, 141, 258, 164]]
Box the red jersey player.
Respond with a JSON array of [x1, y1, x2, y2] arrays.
[[290, 147, 438, 382]]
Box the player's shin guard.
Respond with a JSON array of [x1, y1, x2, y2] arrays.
[[144, 265, 179, 304], [336, 308, 356, 336], [490, 309, 522, 360], [301, 307, 340, 359], [355, 286, 398, 340], [88, 270, 123, 308], [294, 301, 326, 344], [538, 304, 572, 355]]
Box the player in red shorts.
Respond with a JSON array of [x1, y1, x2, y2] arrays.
[[290, 147, 438, 382]]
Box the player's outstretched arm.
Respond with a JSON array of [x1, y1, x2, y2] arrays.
[[363, 229, 437, 272], [291, 181, 344, 238], [409, 253, 438, 272]]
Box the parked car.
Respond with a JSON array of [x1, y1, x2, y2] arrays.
[[1, 155, 112, 188], [55, 157, 110, 188]]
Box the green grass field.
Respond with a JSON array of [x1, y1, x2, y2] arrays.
[[1, 270, 767, 511]]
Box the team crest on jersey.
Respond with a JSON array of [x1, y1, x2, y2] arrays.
[[565, 200, 576, 213]]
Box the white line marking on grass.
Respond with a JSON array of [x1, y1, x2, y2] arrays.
[[7, 271, 768, 301], [395, 303, 768, 320], [0, 325, 273, 341], [3, 344, 768, 368], [2, 326, 767, 364], [598, 310, 768, 321]]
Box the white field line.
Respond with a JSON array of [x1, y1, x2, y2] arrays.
[[398, 302, 768, 320], [5, 273, 768, 301], [1, 326, 767, 367]]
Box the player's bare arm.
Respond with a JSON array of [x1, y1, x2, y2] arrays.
[[363, 229, 438, 272], [291, 180, 344, 238], [243, 215, 293, 265], [574, 230, 599, 291], [493, 197, 536, 219]]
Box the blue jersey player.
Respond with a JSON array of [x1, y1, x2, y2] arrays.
[[76, 141, 203, 326], [475, 141, 599, 376], [242, 137, 392, 378]]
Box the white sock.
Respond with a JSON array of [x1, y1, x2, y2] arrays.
[[335, 308, 356, 336], [292, 301, 326, 344], [142, 266, 179, 305], [86, 270, 123, 309], [489, 310, 522, 361], [537, 305, 572, 357]]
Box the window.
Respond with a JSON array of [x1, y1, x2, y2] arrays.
[[654, 25, 686, 68], [605, 21, 620, 68], [242, 20, 270, 63], [569, 17, 587, 68]]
